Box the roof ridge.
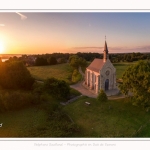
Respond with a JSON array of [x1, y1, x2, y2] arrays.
[[87, 58, 106, 73]]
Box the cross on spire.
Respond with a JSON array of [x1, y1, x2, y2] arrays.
[[105, 35, 106, 41]]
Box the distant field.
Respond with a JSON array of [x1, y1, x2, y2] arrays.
[[63, 96, 150, 137], [113, 62, 137, 79], [28, 61, 136, 82], [27, 63, 73, 83]]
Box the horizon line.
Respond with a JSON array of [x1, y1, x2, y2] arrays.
[[1, 51, 150, 56]]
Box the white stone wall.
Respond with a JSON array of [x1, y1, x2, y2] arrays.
[[85, 59, 116, 93], [85, 69, 100, 93], [100, 59, 116, 90]]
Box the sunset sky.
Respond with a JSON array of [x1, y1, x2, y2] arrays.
[[0, 12, 150, 54]]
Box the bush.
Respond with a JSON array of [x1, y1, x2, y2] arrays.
[[97, 89, 108, 102], [44, 78, 70, 100], [71, 69, 82, 83], [0, 90, 38, 112]]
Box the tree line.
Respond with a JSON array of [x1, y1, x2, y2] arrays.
[[71, 52, 150, 63], [109, 52, 150, 63], [3, 52, 150, 67]]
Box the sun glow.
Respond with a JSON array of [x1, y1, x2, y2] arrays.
[[0, 41, 4, 53]]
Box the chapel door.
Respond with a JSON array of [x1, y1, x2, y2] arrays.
[[105, 79, 109, 91]]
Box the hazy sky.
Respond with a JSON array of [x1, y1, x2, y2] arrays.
[[0, 12, 150, 54]]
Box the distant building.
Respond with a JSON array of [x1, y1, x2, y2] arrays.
[[84, 40, 117, 93]]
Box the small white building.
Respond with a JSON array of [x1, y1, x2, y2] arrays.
[[84, 40, 117, 94]]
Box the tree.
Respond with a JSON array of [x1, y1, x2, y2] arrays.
[[59, 58, 66, 64], [97, 89, 108, 102], [69, 55, 87, 69], [35, 57, 48, 66], [47, 56, 57, 65], [69, 55, 79, 69], [78, 57, 87, 68], [71, 69, 82, 83], [119, 60, 150, 109], [44, 78, 70, 100], [0, 61, 35, 90]]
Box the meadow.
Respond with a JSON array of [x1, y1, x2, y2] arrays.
[[0, 95, 80, 137], [28, 61, 137, 83], [113, 62, 137, 79], [0, 105, 48, 137], [63, 96, 150, 137], [1, 60, 148, 137], [1, 95, 150, 137], [27, 63, 73, 84]]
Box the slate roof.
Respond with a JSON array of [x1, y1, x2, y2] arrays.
[[86, 58, 105, 73]]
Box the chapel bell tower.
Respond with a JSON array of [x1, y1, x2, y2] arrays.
[[103, 36, 109, 62]]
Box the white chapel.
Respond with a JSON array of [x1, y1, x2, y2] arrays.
[[84, 40, 117, 94]]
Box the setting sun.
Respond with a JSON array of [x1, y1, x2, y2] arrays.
[[0, 41, 4, 53]]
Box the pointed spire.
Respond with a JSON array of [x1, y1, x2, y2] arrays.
[[104, 40, 108, 53], [103, 36, 109, 62]]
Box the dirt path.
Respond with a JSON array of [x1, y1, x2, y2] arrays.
[[70, 82, 97, 98]]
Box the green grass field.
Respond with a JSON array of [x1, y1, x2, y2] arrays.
[[1, 96, 150, 137], [27, 63, 73, 83], [113, 62, 137, 79], [28, 61, 137, 82], [0, 105, 48, 137], [63, 96, 150, 137]]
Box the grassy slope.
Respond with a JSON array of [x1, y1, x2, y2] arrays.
[[1, 96, 150, 137], [0, 88, 81, 137], [27, 63, 73, 84], [63, 96, 150, 137], [0, 105, 48, 137]]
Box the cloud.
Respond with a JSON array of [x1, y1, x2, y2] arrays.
[[16, 12, 27, 20], [109, 46, 150, 53], [69, 45, 150, 53], [73, 47, 103, 49], [67, 47, 104, 53], [0, 24, 5, 27]]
